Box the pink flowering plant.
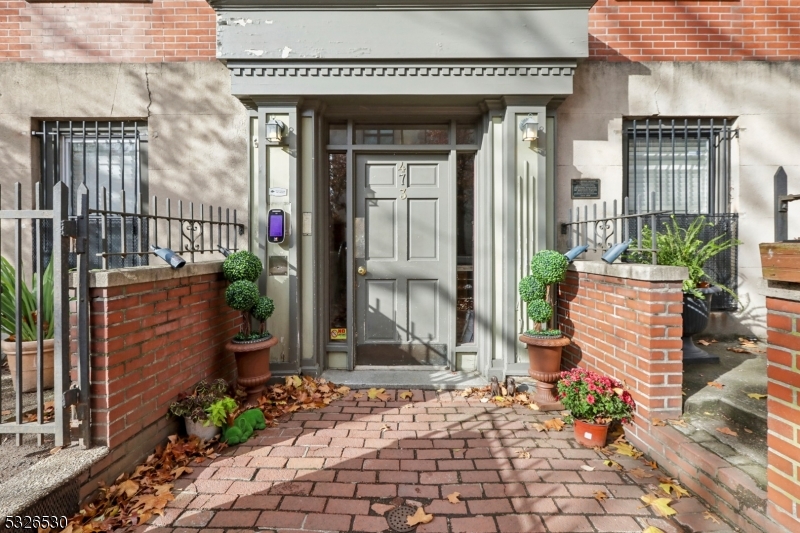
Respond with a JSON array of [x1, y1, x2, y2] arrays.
[[556, 367, 636, 425]]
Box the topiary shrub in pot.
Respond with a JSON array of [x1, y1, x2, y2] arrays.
[[518, 250, 571, 409], [222, 251, 278, 404]]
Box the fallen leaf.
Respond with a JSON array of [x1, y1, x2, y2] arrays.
[[659, 481, 690, 499], [371, 503, 395, 515], [367, 387, 391, 401], [580, 465, 595, 471], [746, 393, 767, 400], [604, 460, 622, 470], [594, 490, 608, 501], [380, 424, 391, 432], [543, 418, 565, 431], [49, 446, 63, 455], [517, 450, 531, 459], [528, 403, 540, 411], [628, 468, 651, 479], [611, 442, 643, 458], [286, 375, 303, 388], [480, 398, 490, 403], [531, 423, 547, 432], [643, 526, 666, 533], [644, 460, 658, 470], [406, 507, 434, 526], [500, 385, 508, 396], [744, 428, 753, 434], [669, 419, 688, 428], [697, 339, 711, 346], [652, 418, 666, 426], [446, 492, 461, 503], [727, 347, 750, 354], [399, 391, 414, 400], [352, 393, 364, 399], [703, 511, 721, 523], [117, 479, 139, 499], [716, 427, 738, 437], [641, 494, 676, 517], [704, 412, 714, 415], [707, 381, 724, 389], [406, 499, 423, 508]]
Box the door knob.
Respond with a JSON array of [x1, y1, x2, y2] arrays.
[[357, 266, 367, 276]]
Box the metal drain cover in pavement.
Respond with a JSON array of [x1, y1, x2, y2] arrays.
[[386, 505, 418, 532]]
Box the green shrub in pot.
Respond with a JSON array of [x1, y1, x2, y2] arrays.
[[519, 250, 569, 337], [223, 251, 275, 341]]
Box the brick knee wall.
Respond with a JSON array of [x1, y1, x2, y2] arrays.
[[557, 268, 684, 436], [766, 296, 800, 532], [89, 269, 239, 448]]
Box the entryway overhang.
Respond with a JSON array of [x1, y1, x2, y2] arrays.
[[209, 0, 597, 384]]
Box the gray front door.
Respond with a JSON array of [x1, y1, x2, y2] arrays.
[[355, 153, 452, 365]]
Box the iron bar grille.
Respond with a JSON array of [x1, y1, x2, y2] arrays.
[[624, 118, 738, 215], [32, 121, 245, 269]]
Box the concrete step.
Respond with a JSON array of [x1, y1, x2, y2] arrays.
[[320, 368, 489, 390]]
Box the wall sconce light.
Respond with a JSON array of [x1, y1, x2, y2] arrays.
[[564, 244, 589, 263], [151, 245, 186, 269], [519, 113, 539, 142], [218, 245, 232, 257], [265, 118, 286, 145], [601, 239, 632, 264]]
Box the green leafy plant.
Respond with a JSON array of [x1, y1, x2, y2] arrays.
[[222, 251, 276, 341], [628, 216, 741, 299], [519, 250, 568, 335], [205, 397, 238, 427], [168, 379, 233, 423], [0, 256, 54, 342], [557, 367, 636, 425]]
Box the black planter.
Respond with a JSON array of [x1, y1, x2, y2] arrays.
[[682, 286, 721, 364]]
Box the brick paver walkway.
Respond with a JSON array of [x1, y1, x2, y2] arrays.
[[143, 389, 738, 533]]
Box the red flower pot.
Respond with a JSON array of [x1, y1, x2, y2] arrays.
[[573, 419, 610, 448]]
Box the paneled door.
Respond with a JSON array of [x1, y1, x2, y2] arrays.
[[355, 154, 452, 365]]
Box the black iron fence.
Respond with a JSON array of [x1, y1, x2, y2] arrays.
[[562, 196, 739, 311]]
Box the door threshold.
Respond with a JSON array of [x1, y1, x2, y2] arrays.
[[353, 365, 449, 371], [321, 368, 488, 390]]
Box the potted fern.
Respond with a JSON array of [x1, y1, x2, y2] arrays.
[[222, 251, 277, 404], [168, 379, 237, 440], [630, 216, 741, 363], [518, 250, 570, 409], [0, 257, 55, 393]]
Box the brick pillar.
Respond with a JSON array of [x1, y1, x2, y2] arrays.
[[765, 295, 800, 532], [557, 262, 685, 446]]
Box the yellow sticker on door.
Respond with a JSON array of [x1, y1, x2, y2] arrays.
[[330, 328, 347, 341]]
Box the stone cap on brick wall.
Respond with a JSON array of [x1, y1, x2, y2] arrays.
[[79, 260, 225, 288], [569, 260, 687, 282], [761, 280, 800, 303]]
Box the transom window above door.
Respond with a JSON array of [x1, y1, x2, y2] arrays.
[[328, 124, 478, 146]]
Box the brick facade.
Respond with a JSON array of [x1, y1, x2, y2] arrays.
[[557, 268, 685, 430], [89, 266, 239, 449], [765, 295, 800, 532], [0, 0, 216, 62], [589, 0, 800, 61], [1, 1, 798, 63]]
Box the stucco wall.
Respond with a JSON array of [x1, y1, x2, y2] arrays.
[[0, 61, 250, 260], [556, 61, 800, 338]]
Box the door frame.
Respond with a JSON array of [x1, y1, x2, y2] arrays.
[[322, 117, 482, 371]]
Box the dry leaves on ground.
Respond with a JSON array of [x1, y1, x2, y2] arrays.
[[580, 465, 595, 472], [603, 460, 622, 470], [642, 526, 666, 533], [707, 381, 724, 389], [446, 492, 461, 503], [371, 503, 395, 515], [716, 427, 738, 437], [669, 419, 688, 428], [610, 441, 644, 458], [644, 460, 659, 470], [746, 393, 767, 400], [399, 390, 414, 400], [703, 511, 721, 523], [367, 387, 391, 401], [640, 494, 677, 517], [407, 507, 434, 526], [594, 491, 609, 501], [459, 386, 539, 409], [543, 418, 565, 431], [651, 418, 666, 426], [60, 377, 350, 533], [727, 347, 751, 354], [697, 339, 712, 346], [517, 450, 531, 459], [659, 479, 690, 499], [628, 468, 652, 480]]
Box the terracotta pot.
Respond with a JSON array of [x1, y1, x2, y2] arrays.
[[227, 335, 279, 405], [573, 419, 610, 448], [184, 417, 221, 441], [1, 339, 55, 393], [519, 334, 571, 410]]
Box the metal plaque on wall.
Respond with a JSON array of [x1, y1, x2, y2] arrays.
[[571, 179, 601, 199]]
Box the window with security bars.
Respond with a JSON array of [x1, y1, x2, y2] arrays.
[[624, 118, 740, 311], [33, 120, 149, 270], [625, 118, 736, 215]]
